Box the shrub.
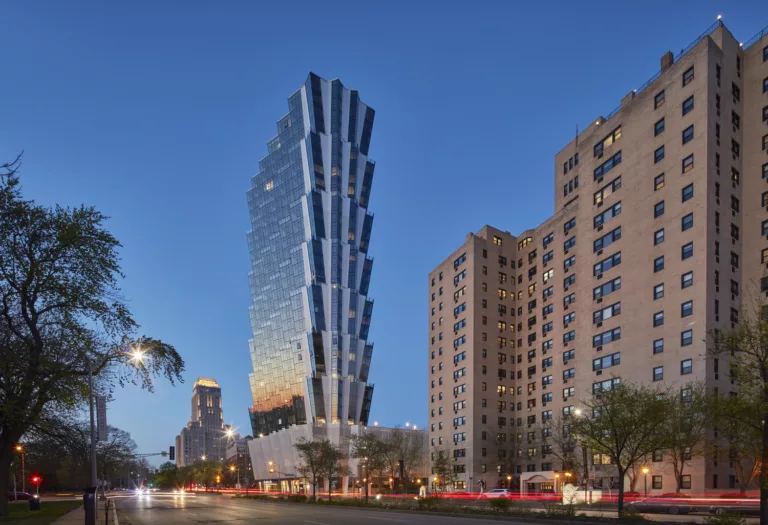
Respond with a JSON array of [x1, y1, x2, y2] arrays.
[[416, 496, 441, 511], [704, 513, 748, 525], [287, 495, 307, 503], [488, 498, 511, 511]]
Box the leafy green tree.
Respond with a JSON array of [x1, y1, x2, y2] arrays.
[[573, 382, 668, 513], [152, 462, 181, 490], [660, 382, 709, 492], [710, 301, 768, 516], [295, 438, 324, 500], [430, 447, 454, 493], [349, 432, 388, 502], [0, 157, 184, 516], [317, 439, 344, 502]]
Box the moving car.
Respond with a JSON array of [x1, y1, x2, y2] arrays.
[[626, 497, 695, 515], [484, 488, 512, 499], [708, 504, 760, 516], [7, 492, 33, 501]]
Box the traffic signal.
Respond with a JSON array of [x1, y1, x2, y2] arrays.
[[215, 476, 221, 483], [169, 446, 175, 461], [31, 476, 40, 484]]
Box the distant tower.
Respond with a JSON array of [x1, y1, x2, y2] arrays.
[[175, 378, 228, 466], [245, 73, 376, 437]]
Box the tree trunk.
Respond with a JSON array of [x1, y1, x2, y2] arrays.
[[328, 477, 332, 502], [616, 466, 625, 513], [312, 481, 317, 501], [761, 412, 768, 525], [0, 442, 12, 517]]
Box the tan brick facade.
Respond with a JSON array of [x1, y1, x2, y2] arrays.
[[428, 22, 768, 495]]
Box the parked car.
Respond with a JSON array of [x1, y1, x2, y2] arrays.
[[627, 497, 695, 515], [484, 488, 512, 499], [7, 492, 33, 501]]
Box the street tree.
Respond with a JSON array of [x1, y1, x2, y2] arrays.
[[295, 438, 325, 500], [380, 428, 425, 488], [152, 462, 181, 490], [709, 393, 760, 493], [542, 415, 581, 477], [710, 294, 768, 518], [0, 156, 185, 516], [430, 447, 454, 493], [317, 439, 344, 502], [572, 382, 668, 513], [659, 382, 709, 492], [349, 432, 388, 502]]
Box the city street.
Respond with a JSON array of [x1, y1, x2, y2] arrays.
[[111, 493, 760, 525]]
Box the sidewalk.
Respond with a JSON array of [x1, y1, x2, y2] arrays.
[[53, 499, 116, 525]]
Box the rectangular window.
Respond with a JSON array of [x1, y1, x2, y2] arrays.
[[681, 475, 691, 490], [653, 338, 664, 354], [593, 302, 621, 324], [593, 277, 621, 300], [681, 359, 693, 375], [682, 242, 693, 260], [593, 127, 622, 158], [654, 228, 665, 245], [654, 256, 664, 273], [654, 173, 665, 191], [594, 226, 622, 253], [681, 301, 693, 317], [682, 154, 694, 173], [593, 201, 622, 229], [682, 213, 693, 231], [593, 327, 621, 347], [682, 66, 694, 86], [682, 183, 693, 203], [652, 476, 663, 490], [593, 151, 622, 180], [681, 330, 693, 346], [594, 252, 621, 276], [733, 82, 741, 101], [654, 145, 665, 164], [564, 217, 576, 235], [653, 366, 663, 381], [682, 125, 694, 144], [593, 176, 622, 205], [682, 271, 693, 289], [653, 283, 664, 300], [654, 201, 665, 218], [654, 118, 665, 136], [683, 96, 694, 115], [654, 90, 665, 109], [653, 311, 664, 327], [564, 236, 576, 251]]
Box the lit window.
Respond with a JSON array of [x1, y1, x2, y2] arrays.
[[265, 180, 275, 191], [682, 154, 694, 173], [654, 90, 665, 109], [493, 236, 503, 247], [654, 173, 665, 191]]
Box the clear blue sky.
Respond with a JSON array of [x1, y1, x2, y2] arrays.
[[2, 1, 767, 463]]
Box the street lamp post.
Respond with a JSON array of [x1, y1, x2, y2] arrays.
[[230, 465, 240, 490], [641, 466, 649, 498], [15, 445, 25, 494], [268, 461, 282, 493]]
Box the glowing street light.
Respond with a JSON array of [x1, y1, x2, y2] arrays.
[[201, 455, 207, 461], [129, 343, 146, 364], [642, 466, 650, 497]]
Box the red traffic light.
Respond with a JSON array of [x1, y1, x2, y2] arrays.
[[31, 476, 41, 483]]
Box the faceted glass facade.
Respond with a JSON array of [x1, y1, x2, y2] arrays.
[[246, 73, 376, 436]]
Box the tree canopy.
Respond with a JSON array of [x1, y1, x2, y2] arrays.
[[0, 156, 185, 515]]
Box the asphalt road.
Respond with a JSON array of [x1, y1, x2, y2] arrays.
[[112, 493, 759, 525], [113, 493, 587, 525]]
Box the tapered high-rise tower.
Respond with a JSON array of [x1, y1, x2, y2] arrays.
[[246, 73, 376, 438]]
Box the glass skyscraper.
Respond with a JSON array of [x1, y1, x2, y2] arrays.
[[246, 73, 376, 437]]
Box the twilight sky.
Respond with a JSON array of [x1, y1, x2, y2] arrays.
[[2, 1, 767, 463]]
